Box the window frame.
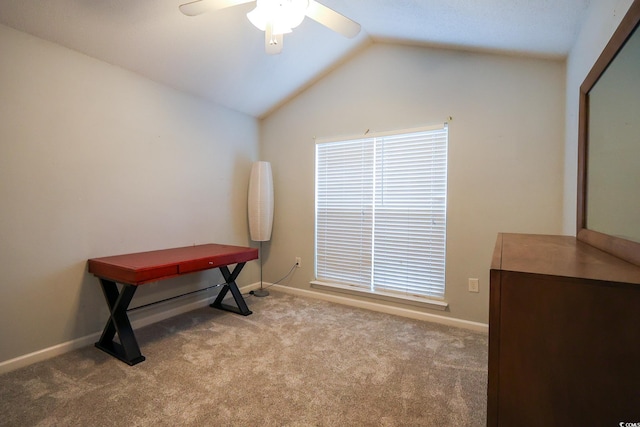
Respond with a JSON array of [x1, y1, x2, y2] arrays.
[[313, 124, 449, 308]]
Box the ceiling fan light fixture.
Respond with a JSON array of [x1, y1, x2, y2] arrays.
[[179, 0, 360, 54], [247, 0, 309, 35]]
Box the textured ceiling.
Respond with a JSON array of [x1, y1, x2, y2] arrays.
[[0, 0, 591, 118]]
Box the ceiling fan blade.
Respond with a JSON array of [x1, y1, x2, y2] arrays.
[[179, 0, 252, 17], [265, 24, 283, 55], [305, 0, 361, 38]]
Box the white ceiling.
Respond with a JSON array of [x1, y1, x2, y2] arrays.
[[0, 0, 591, 118]]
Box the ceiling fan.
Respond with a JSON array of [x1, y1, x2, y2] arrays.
[[179, 0, 361, 54]]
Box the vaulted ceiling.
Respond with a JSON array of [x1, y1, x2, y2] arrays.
[[0, 0, 591, 118]]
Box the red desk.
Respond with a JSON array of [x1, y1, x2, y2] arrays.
[[88, 244, 258, 365]]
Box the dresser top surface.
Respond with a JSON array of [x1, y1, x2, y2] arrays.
[[491, 233, 640, 285]]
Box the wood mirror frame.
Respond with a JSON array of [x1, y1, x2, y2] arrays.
[[577, 0, 640, 266]]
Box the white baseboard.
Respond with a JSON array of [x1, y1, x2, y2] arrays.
[[267, 283, 489, 333], [0, 281, 485, 374], [0, 333, 98, 375], [0, 284, 261, 375]]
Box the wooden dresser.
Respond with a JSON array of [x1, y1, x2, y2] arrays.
[[488, 233, 640, 426]]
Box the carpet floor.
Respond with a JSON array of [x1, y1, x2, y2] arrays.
[[0, 291, 488, 426]]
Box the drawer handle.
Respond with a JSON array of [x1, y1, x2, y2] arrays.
[[209, 261, 213, 265]]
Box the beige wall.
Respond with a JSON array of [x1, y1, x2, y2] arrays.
[[0, 24, 259, 364], [563, 0, 636, 234], [260, 43, 566, 324]]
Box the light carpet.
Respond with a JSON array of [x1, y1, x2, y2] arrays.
[[0, 290, 488, 426]]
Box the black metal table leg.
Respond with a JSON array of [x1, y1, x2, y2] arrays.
[[210, 263, 253, 316], [95, 278, 146, 365]]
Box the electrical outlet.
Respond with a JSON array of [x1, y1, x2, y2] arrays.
[[295, 257, 302, 268], [468, 278, 479, 293]]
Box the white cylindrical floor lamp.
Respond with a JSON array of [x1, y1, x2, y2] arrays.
[[248, 161, 274, 297]]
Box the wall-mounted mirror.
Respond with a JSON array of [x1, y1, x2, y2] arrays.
[[577, 0, 640, 266]]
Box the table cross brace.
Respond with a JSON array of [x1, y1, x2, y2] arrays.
[[210, 263, 252, 316], [94, 262, 251, 365], [95, 279, 146, 365]]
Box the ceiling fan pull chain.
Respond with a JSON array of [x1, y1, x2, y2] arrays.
[[266, 21, 278, 45]]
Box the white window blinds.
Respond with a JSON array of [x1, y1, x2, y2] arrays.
[[315, 125, 448, 299]]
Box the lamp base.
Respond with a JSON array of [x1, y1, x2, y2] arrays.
[[253, 288, 269, 297]]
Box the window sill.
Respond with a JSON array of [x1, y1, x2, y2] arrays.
[[310, 281, 448, 311]]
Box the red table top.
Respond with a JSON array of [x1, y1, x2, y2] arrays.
[[88, 244, 258, 285]]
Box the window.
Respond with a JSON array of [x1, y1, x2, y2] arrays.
[[315, 124, 448, 300]]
